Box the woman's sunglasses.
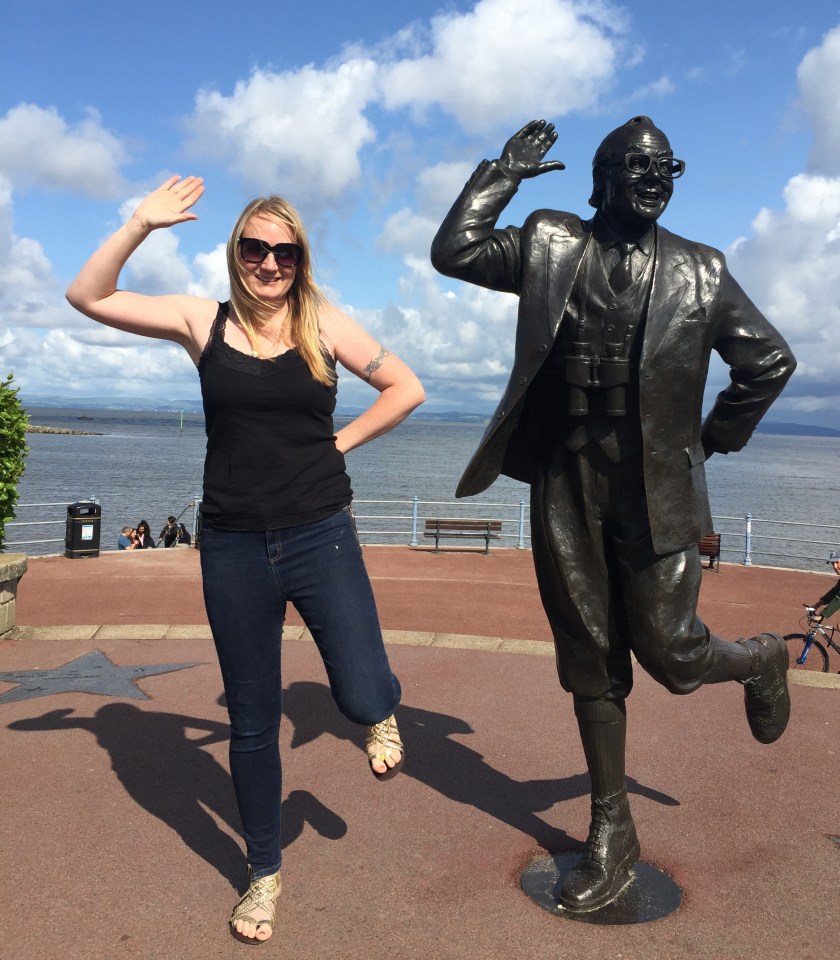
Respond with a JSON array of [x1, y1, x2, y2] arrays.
[[237, 237, 303, 267]]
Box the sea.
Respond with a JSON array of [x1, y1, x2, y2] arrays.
[[9, 407, 840, 572]]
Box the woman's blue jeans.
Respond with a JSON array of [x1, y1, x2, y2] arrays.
[[200, 507, 401, 878]]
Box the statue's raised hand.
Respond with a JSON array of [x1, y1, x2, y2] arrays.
[[500, 120, 565, 179], [131, 175, 205, 232]]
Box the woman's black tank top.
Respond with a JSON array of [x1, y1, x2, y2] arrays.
[[197, 302, 352, 530]]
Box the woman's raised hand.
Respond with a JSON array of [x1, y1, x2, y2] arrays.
[[131, 175, 205, 231]]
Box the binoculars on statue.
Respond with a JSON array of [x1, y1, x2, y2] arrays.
[[565, 344, 630, 417]]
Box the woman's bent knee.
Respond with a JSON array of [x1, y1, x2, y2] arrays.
[[331, 674, 401, 726]]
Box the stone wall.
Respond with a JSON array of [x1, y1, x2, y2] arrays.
[[0, 554, 27, 639]]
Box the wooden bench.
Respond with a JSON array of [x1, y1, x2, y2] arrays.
[[424, 518, 503, 555], [698, 532, 721, 571]]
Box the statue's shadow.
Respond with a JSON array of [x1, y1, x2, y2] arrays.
[[7, 682, 677, 884]]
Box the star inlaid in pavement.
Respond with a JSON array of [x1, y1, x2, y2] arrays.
[[0, 650, 205, 704]]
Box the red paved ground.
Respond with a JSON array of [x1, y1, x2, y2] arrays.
[[1, 547, 838, 960], [12, 545, 834, 642]]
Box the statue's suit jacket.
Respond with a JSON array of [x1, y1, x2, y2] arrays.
[[431, 160, 796, 555]]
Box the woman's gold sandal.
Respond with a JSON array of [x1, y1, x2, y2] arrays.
[[366, 714, 405, 782], [229, 867, 281, 945]]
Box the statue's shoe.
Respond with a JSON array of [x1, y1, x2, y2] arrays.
[[739, 632, 790, 744], [558, 792, 640, 912]]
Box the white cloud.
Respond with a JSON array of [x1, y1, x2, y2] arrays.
[[780, 172, 840, 223], [184, 62, 379, 201], [179, 2, 627, 209], [189, 244, 230, 301], [378, 207, 442, 260], [377, 163, 476, 259], [338, 239, 518, 412], [121, 225, 198, 298], [0, 104, 128, 198], [379, 0, 627, 132], [797, 24, 840, 175], [0, 175, 75, 332], [626, 75, 674, 102], [363, 153, 531, 410], [4, 326, 199, 402], [0, 181, 217, 401], [727, 170, 840, 411], [113, 196, 229, 300], [719, 26, 840, 420], [415, 162, 476, 211]]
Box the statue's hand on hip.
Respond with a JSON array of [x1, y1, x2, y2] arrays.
[[500, 119, 566, 180]]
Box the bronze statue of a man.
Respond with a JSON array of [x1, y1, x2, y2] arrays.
[[431, 117, 796, 912]]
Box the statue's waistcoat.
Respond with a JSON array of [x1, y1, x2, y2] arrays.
[[529, 232, 651, 462]]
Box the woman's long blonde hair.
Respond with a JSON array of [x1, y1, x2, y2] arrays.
[[226, 196, 334, 386]]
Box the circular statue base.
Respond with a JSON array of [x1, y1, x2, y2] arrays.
[[520, 852, 682, 925]]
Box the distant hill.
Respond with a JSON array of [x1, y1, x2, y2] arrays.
[[755, 421, 840, 438], [22, 395, 204, 413], [20, 396, 839, 437], [410, 414, 840, 436], [336, 408, 490, 423], [410, 410, 490, 423]]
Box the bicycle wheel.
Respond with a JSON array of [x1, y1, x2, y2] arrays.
[[784, 633, 829, 672]]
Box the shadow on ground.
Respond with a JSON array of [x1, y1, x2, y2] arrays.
[[283, 680, 679, 853], [7, 681, 678, 888]]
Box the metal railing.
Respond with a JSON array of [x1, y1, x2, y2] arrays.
[[711, 513, 840, 569], [353, 497, 530, 549], [355, 500, 840, 570], [4, 497, 839, 571], [355, 502, 839, 570], [3, 497, 198, 554], [3, 501, 69, 549]]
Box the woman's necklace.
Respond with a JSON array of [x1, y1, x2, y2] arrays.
[[250, 313, 289, 358]]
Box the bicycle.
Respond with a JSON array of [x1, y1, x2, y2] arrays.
[[784, 606, 839, 672]]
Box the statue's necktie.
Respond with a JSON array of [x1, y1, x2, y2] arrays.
[[609, 242, 635, 293]]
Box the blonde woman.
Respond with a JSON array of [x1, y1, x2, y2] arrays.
[[67, 176, 425, 944]]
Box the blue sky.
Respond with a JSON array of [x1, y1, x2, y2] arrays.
[[2, 0, 839, 426]]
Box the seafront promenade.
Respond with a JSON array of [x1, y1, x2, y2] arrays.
[[2, 547, 838, 960]]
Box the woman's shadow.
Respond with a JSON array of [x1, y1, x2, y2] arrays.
[[7, 703, 347, 888]]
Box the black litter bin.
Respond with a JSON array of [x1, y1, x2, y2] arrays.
[[65, 501, 101, 559]]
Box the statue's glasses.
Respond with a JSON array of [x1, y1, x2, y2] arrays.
[[606, 153, 686, 179], [237, 237, 303, 267]]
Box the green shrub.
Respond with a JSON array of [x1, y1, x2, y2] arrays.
[[0, 372, 29, 552]]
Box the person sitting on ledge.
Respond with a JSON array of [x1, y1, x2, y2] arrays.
[[117, 526, 137, 550], [159, 515, 178, 547], [134, 520, 156, 549]]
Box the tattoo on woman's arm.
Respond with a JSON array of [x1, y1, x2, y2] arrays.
[[363, 346, 391, 381]]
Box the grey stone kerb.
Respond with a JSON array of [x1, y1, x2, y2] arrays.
[[0, 554, 28, 640]]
